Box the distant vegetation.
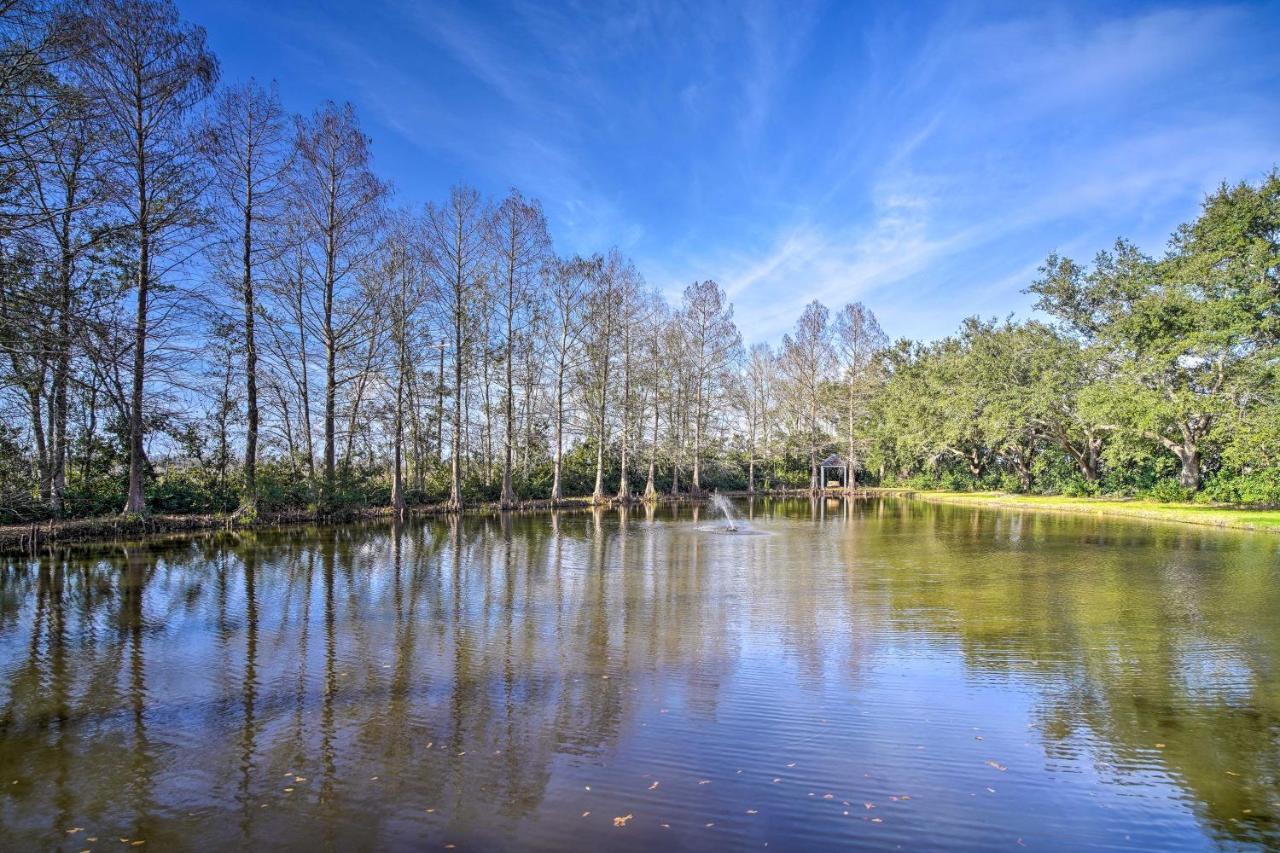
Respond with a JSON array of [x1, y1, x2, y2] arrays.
[[1, 1, 1276, 523]]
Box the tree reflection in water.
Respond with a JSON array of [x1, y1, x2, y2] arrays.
[[1, 498, 1277, 849]]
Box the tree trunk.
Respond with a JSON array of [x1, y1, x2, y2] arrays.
[[241, 179, 258, 512], [322, 227, 337, 507], [448, 304, 463, 510], [1177, 447, 1201, 490], [808, 399, 818, 492], [644, 388, 659, 501], [435, 340, 445, 463], [50, 243, 73, 516], [391, 281, 407, 516], [123, 229, 148, 515], [551, 347, 566, 502], [669, 388, 681, 496], [592, 386, 608, 503], [616, 321, 631, 502], [501, 289, 515, 508]]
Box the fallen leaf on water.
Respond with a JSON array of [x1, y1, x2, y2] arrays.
[[65, 827, 83, 834], [1155, 743, 1166, 749], [613, 814, 633, 827], [1226, 770, 1239, 777], [132, 842, 146, 846], [649, 781, 659, 790], [284, 787, 294, 793], [294, 776, 307, 782], [985, 760, 1007, 772]]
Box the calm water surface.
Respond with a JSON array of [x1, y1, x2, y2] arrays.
[[2, 497, 1279, 850]]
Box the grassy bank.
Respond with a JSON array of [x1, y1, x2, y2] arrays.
[[907, 490, 1280, 533]]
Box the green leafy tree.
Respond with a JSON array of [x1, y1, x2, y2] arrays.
[[1031, 172, 1279, 490]]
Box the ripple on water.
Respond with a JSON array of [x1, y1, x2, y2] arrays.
[[0, 496, 1276, 850]]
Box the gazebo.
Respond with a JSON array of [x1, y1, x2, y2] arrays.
[[819, 453, 849, 490]]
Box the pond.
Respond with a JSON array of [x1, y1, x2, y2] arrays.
[[2, 497, 1278, 850]]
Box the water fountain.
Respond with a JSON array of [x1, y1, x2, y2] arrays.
[[710, 493, 739, 532], [697, 493, 767, 535]]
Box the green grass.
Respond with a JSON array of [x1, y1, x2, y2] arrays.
[[908, 490, 1280, 533]]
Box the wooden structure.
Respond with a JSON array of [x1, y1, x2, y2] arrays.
[[819, 453, 849, 490]]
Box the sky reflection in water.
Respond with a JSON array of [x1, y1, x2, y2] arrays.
[[1, 497, 1278, 850]]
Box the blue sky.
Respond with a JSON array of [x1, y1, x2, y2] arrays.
[[178, 0, 1280, 343]]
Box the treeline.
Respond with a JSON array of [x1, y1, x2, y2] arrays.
[[2, 2, 1277, 524], [867, 173, 1280, 503]]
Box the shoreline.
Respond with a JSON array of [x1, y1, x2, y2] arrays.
[[0, 491, 809, 554], [6, 486, 1276, 554]]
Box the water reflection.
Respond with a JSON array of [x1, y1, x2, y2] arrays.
[[1, 498, 1278, 850]]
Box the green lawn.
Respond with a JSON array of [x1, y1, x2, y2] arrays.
[[907, 490, 1280, 533]]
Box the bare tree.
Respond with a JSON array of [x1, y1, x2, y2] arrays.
[[487, 189, 549, 508], [743, 342, 777, 493], [677, 279, 740, 494], [377, 216, 419, 515], [583, 250, 631, 503], [5, 44, 115, 515], [202, 78, 291, 512], [780, 300, 835, 490], [64, 0, 218, 514], [641, 298, 672, 500], [292, 101, 386, 507], [547, 254, 593, 501], [422, 184, 485, 510], [833, 302, 887, 487], [612, 258, 646, 501]]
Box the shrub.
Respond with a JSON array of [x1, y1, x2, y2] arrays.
[[1142, 479, 1194, 503], [1201, 469, 1280, 505]]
